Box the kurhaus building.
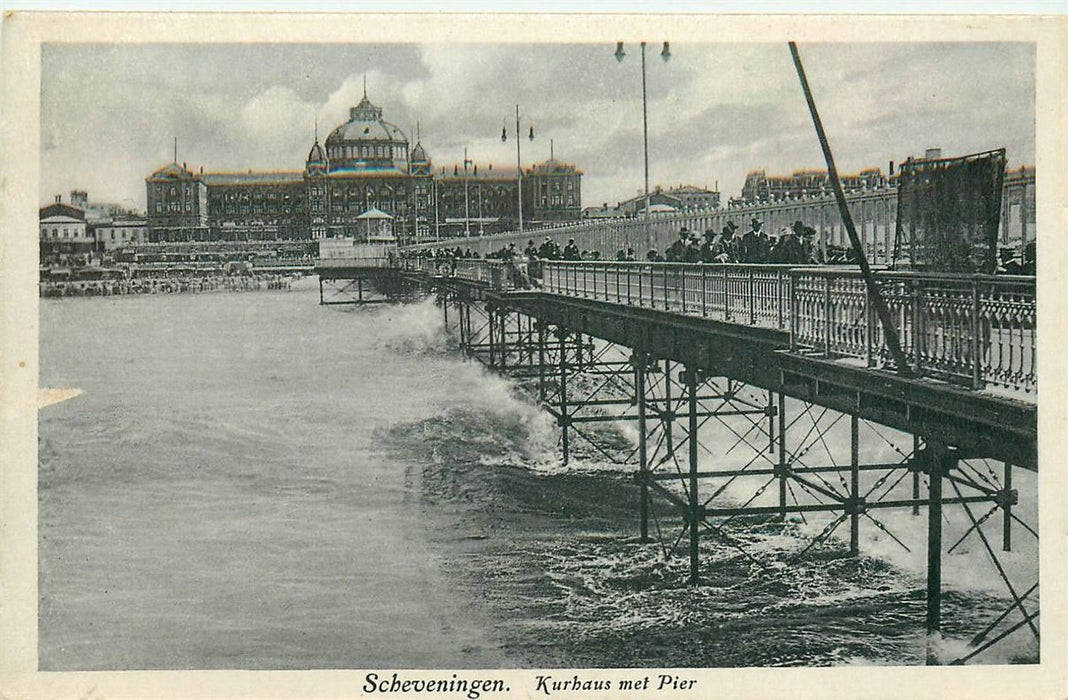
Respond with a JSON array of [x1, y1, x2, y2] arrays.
[[146, 92, 582, 243]]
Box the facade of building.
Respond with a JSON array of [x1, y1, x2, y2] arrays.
[[145, 162, 209, 241], [662, 184, 720, 212], [432, 165, 518, 237], [95, 218, 149, 251], [739, 167, 887, 203], [40, 191, 149, 263], [39, 199, 90, 261], [145, 92, 582, 243], [203, 172, 307, 241], [614, 184, 720, 217], [525, 159, 582, 221]]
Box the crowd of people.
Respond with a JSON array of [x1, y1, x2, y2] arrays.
[[40, 273, 295, 298], [401, 215, 1035, 280], [401, 217, 824, 270], [651, 218, 822, 265]]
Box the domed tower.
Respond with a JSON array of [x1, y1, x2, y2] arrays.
[[305, 137, 328, 176], [324, 91, 410, 173], [305, 126, 330, 239], [408, 128, 433, 239], [410, 139, 431, 177]]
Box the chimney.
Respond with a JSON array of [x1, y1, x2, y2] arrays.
[[889, 160, 895, 176], [924, 148, 942, 161], [55, 194, 61, 204]]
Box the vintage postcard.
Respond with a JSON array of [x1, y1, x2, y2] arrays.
[[1, 10, 1066, 700]]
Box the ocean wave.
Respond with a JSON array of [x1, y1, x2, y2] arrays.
[[381, 389, 1038, 666]]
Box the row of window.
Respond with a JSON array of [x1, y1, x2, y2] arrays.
[[536, 196, 577, 207], [214, 205, 306, 215], [155, 202, 195, 213], [40, 227, 145, 241], [212, 191, 302, 203], [40, 227, 83, 240], [328, 144, 406, 161], [154, 184, 201, 198], [536, 180, 578, 194], [99, 228, 146, 241]]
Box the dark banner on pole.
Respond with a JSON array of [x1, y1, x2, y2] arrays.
[[893, 149, 1006, 273]]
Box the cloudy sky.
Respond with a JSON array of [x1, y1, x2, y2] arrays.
[[40, 41, 1034, 211]]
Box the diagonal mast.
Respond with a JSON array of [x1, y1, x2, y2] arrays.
[[788, 41, 911, 376]]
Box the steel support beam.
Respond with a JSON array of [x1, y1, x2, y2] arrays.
[[850, 413, 860, 556], [557, 327, 571, 465], [635, 351, 651, 542], [778, 392, 787, 521], [686, 366, 701, 587], [925, 442, 957, 665]]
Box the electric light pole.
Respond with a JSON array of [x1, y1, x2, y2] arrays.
[[616, 40, 671, 252], [478, 183, 484, 235], [463, 148, 472, 237], [502, 105, 535, 233]]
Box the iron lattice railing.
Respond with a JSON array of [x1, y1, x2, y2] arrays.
[[402, 258, 1036, 393], [319, 256, 393, 269]]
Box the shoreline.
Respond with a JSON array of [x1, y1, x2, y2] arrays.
[[39, 273, 299, 298]]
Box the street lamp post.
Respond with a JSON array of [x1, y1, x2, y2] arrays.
[[478, 183, 485, 236], [502, 105, 535, 233], [616, 40, 670, 253], [463, 148, 472, 237]]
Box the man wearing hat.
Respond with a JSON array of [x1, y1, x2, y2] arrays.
[[665, 227, 690, 262], [699, 228, 717, 263], [799, 224, 821, 264], [741, 217, 770, 263], [769, 221, 803, 264], [538, 236, 559, 260], [684, 231, 702, 263], [711, 221, 740, 263]]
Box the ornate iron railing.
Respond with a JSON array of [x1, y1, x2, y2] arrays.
[[400, 257, 515, 288], [541, 261, 801, 327], [318, 256, 393, 268], [401, 257, 1036, 393]]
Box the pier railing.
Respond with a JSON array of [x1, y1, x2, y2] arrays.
[[541, 261, 1035, 393], [318, 256, 393, 268], [401, 257, 513, 287], [400, 257, 1036, 393]]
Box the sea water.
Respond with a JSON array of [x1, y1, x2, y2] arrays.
[[38, 280, 1038, 669]]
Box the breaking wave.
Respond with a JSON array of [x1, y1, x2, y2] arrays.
[[377, 317, 1038, 667]]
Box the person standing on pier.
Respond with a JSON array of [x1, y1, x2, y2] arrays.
[[683, 233, 701, 263], [712, 221, 740, 263], [538, 237, 558, 261], [699, 229, 716, 263], [799, 225, 821, 264], [770, 221, 803, 264], [665, 227, 690, 262], [741, 217, 770, 263], [562, 238, 581, 261]]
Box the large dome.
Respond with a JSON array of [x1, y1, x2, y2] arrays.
[[324, 94, 409, 173]]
